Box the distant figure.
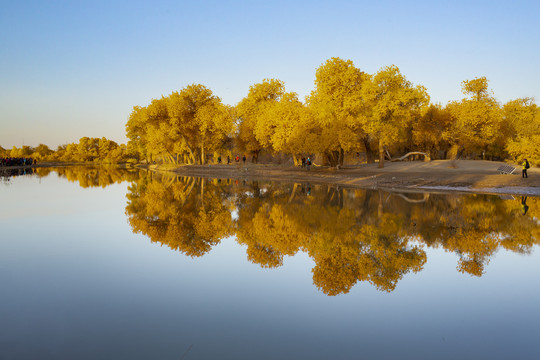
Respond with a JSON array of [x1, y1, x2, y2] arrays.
[[242, 155, 246, 164], [235, 155, 240, 163], [522, 158, 530, 178], [521, 196, 529, 215], [217, 156, 222, 164], [227, 156, 230, 165], [307, 157, 311, 171], [301, 157, 306, 168]]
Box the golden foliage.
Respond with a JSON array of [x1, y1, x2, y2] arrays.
[[126, 174, 233, 256], [122, 174, 539, 294]]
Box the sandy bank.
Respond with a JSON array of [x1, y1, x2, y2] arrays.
[[145, 160, 540, 196]]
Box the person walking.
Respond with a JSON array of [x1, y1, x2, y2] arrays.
[[307, 157, 311, 171], [522, 158, 530, 178], [242, 155, 246, 164]]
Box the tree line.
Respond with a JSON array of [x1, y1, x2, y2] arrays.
[[126, 57, 540, 167], [3, 57, 538, 167], [1, 137, 129, 164]]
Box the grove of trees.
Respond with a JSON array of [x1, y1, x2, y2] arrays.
[[126, 57, 540, 167], [3, 57, 539, 167], [2, 137, 128, 164]]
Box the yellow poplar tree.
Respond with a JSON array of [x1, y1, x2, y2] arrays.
[[126, 106, 151, 163], [254, 92, 317, 161], [236, 79, 286, 162], [412, 104, 452, 159], [307, 57, 367, 167], [167, 84, 233, 164], [504, 98, 540, 164], [444, 77, 502, 159], [362, 65, 429, 168]]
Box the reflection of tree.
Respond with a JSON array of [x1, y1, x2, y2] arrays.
[[123, 173, 540, 294], [125, 173, 233, 257], [34, 166, 140, 188], [407, 193, 540, 276], [234, 181, 300, 267], [235, 184, 426, 295], [293, 198, 426, 295]]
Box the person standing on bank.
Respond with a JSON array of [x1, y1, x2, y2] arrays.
[[522, 158, 530, 178]]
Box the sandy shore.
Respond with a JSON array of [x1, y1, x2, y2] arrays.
[[148, 160, 540, 196], [3, 160, 538, 195]]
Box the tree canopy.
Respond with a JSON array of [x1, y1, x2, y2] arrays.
[[4, 57, 538, 167]]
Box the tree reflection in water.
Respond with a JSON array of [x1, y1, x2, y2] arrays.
[[126, 172, 234, 257], [34, 166, 141, 188], [123, 171, 540, 295]]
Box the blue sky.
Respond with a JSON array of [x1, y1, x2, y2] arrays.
[[1, 0, 539, 149]]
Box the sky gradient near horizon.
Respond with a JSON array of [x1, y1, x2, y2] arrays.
[[1, 0, 539, 149]]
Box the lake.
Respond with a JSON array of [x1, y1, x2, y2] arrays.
[[1, 166, 539, 359]]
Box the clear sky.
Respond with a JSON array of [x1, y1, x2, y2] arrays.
[[1, 0, 539, 149]]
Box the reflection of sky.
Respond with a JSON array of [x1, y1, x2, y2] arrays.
[[1, 173, 540, 359], [0, 174, 124, 218]]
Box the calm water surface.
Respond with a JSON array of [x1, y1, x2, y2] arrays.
[[1, 167, 540, 359]]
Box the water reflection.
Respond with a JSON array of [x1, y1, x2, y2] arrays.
[[34, 166, 141, 188], [0, 167, 34, 182], [10, 167, 539, 294], [126, 173, 234, 257], [123, 171, 540, 295]]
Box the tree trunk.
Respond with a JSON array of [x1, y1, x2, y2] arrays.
[[200, 178, 205, 206], [252, 150, 260, 163], [378, 191, 384, 218], [201, 145, 205, 165], [325, 150, 340, 167], [362, 136, 374, 164], [378, 139, 385, 168], [166, 151, 175, 164]]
